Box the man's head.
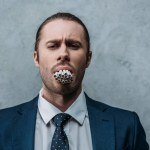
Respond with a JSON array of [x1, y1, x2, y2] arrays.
[[33, 12, 92, 95]]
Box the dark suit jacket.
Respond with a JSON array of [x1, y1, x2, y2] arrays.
[[0, 94, 149, 150]]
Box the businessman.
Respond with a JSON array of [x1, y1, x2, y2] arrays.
[[0, 12, 149, 150]]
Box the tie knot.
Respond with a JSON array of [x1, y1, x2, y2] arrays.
[[52, 113, 71, 127]]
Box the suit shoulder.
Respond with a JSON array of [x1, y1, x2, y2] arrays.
[[86, 96, 142, 134], [85, 93, 137, 118], [0, 96, 38, 119]]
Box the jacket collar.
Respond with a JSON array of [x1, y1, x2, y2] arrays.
[[12, 96, 38, 150], [85, 93, 115, 150]]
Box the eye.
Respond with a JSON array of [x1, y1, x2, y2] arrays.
[[67, 42, 81, 50], [47, 43, 60, 50]]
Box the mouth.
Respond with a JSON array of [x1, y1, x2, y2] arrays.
[[53, 65, 73, 73], [53, 69, 73, 84]]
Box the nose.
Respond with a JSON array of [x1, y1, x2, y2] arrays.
[[57, 44, 70, 62]]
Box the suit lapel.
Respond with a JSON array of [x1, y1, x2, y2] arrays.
[[85, 94, 115, 150], [12, 96, 38, 150]]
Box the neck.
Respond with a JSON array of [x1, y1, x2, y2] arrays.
[[42, 86, 82, 112]]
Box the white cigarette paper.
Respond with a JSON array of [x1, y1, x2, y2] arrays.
[[54, 70, 73, 84]]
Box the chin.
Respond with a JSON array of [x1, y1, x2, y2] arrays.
[[54, 81, 79, 95]]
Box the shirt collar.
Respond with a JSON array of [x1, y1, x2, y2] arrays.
[[38, 89, 87, 125], [65, 90, 87, 125]]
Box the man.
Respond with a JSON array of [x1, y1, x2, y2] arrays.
[[0, 12, 149, 150]]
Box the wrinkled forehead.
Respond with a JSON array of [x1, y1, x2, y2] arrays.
[[40, 19, 86, 42]]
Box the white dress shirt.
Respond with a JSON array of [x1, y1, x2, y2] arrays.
[[34, 89, 93, 150]]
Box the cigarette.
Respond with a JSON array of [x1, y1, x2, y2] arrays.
[[53, 69, 73, 84]]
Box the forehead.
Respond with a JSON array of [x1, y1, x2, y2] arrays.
[[40, 19, 85, 41]]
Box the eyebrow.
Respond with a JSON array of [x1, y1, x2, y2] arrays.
[[46, 38, 82, 45], [46, 39, 61, 45]]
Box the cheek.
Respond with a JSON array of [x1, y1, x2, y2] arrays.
[[73, 53, 87, 68], [38, 53, 53, 67]]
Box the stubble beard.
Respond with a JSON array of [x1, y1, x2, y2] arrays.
[[40, 68, 84, 96]]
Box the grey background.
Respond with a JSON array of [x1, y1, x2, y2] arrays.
[[0, 0, 150, 145]]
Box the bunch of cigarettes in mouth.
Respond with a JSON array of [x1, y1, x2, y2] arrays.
[[53, 70, 73, 84]]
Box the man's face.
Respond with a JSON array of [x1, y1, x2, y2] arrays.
[[34, 19, 91, 95]]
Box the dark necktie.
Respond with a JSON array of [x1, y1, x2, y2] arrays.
[[51, 113, 71, 150]]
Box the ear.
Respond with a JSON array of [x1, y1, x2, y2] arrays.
[[33, 51, 39, 67], [86, 50, 92, 68]]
